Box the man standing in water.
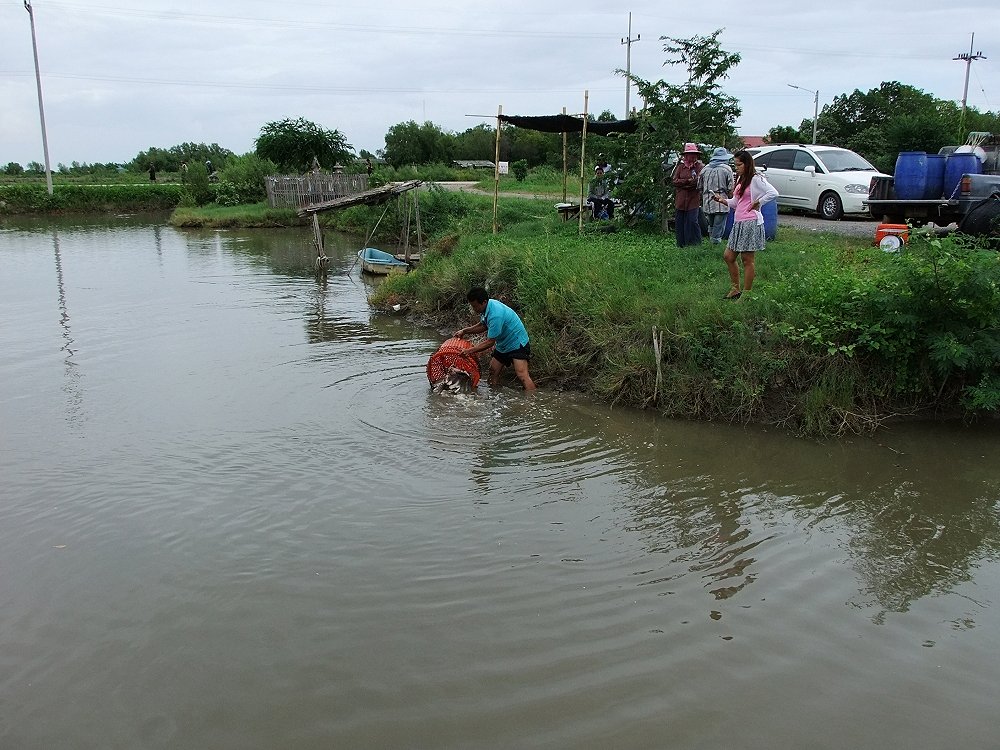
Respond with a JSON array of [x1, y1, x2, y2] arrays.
[[454, 287, 536, 391]]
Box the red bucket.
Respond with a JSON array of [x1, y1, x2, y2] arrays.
[[426, 337, 481, 388]]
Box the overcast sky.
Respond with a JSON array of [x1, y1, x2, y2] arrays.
[[1, 0, 996, 166]]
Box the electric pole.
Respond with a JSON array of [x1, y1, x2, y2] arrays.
[[954, 32, 986, 138], [621, 12, 640, 119], [24, 0, 53, 195]]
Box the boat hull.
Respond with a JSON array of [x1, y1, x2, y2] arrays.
[[358, 247, 409, 275]]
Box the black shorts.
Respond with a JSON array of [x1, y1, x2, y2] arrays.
[[492, 343, 531, 366]]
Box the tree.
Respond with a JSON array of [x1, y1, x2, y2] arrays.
[[815, 82, 1000, 172], [617, 29, 741, 227], [766, 125, 804, 144], [254, 117, 353, 173], [3, 162, 24, 176], [382, 120, 454, 167], [129, 142, 234, 173]]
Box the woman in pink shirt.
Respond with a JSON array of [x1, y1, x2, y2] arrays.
[[711, 150, 778, 300]]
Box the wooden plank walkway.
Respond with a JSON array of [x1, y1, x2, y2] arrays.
[[296, 180, 423, 216]]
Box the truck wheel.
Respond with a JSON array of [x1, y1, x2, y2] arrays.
[[959, 196, 1000, 245], [818, 192, 843, 220]]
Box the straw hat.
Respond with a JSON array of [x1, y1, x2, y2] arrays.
[[682, 142, 700, 154]]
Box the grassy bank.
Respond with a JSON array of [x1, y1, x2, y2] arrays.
[[0, 183, 185, 214], [366, 191, 1000, 435], [169, 202, 301, 228]]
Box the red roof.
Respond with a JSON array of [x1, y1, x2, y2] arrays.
[[740, 136, 767, 148]]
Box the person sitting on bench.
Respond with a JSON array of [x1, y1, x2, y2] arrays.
[[588, 165, 615, 220]]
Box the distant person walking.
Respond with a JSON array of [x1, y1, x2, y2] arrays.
[[148, 163, 156, 182], [673, 143, 703, 246], [366, 158, 373, 177], [710, 149, 778, 299], [180, 160, 188, 184], [699, 147, 736, 245]]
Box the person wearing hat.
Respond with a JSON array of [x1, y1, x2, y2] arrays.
[[698, 147, 736, 245], [587, 164, 615, 220], [672, 143, 704, 246]]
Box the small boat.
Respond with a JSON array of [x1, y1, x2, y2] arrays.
[[357, 247, 410, 275]]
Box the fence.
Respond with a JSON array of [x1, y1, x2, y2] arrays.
[[265, 173, 369, 208]]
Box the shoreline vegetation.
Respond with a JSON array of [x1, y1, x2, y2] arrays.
[[4, 180, 999, 436]]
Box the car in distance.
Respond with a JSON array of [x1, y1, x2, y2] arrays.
[[746, 144, 889, 220]]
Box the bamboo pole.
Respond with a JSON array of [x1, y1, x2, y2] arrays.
[[493, 104, 502, 235], [578, 90, 589, 234], [562, 106, 568, 203], [413, 188, 423, 259]]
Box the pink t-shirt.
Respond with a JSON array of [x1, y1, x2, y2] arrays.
[[733, 187, 755, 222]]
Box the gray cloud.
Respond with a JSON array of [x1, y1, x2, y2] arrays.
[[2, 0, 995, 165]]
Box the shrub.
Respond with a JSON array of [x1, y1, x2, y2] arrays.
[[511, 160, 529, 182], [216, 153, 278, 206]]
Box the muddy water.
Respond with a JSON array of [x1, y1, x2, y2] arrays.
[[1, 216, 998, 749]]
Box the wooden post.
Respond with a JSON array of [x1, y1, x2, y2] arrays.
[[562, 106, 568, 203], [492, 104, 503, 235], [578, 90, 589, 234], [413, 189, 423, 260]]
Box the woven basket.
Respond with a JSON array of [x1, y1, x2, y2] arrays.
[[426, 337, 481, 388]]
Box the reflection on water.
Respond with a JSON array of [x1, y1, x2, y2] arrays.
[[51, 228, 85, 429], [1, 216, 999, 749]]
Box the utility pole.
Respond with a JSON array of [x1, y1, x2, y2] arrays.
[[788, 84, 819, 145], [621, 12, 639, 119], [954, 32, 986, 137], [24, 0, 53, 195]]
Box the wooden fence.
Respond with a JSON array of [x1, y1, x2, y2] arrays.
[[265, 173, 369, 209]]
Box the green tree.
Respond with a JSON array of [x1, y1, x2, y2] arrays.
[[3, 162, 24, 176], [215, 152, 279, 206], [129, 142, 234, 173], [819, 82, 960, 169], [617, 29, 741, 227], [254, 117, 353, 173], [766, 125, 804, 144], [382, 120, 454, 167]]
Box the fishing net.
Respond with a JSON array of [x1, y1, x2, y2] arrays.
[[426, 337, 481, 387]]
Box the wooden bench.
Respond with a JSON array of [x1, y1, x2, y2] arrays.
[[555, 202, 582, 221]]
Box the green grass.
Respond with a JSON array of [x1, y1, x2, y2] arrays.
[[370, 191, 1000, 435], [476, 166, 583, 197], [169, 202, 300, 228]]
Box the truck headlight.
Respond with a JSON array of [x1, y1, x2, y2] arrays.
[[845, 184, 869, 194]]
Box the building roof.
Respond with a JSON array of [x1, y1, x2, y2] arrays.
[[453, 160, 496, 169], [740, 136, 767, 148]]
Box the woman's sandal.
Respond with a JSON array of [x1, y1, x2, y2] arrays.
[[723, 288, 742, 300]]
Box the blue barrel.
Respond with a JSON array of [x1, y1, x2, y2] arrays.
[[893, 151, 927, 200], [943, 152, 982, 199], [923, 154, 946, 199], [722, 208, 734, 240], [762, 200, 778, 241]]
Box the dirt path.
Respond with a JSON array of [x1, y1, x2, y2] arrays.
[[432, 182, 957, 240]]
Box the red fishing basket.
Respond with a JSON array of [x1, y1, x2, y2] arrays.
[[426, 337, 481, 388]]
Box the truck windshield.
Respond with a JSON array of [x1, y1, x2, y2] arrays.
[[817, 149, 877, 173]]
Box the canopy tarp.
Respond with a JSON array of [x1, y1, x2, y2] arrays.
[[498, 114, 638, 136]]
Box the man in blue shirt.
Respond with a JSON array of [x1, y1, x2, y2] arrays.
[[454, 287, 536, 391]]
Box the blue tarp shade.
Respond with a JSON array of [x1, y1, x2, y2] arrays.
[[498, 114, 638, 136]]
